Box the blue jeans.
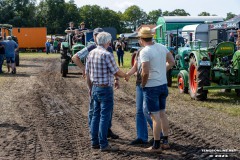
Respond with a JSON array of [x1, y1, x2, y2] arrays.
[[136, 85, 151, 142], [88, 96, 112, 130], [46, 47, 50, 54], [0, 54, 4, 73], [143, 84, 168, 113], [91, 86, 113, 149], [6, 57, 15, 64], [117, 51, 124, 66]]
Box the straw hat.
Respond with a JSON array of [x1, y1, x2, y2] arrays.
[[138, 27, 154, 38], [80, 22, 85, 25]]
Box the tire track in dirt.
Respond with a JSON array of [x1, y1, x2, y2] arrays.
[[0, 59, 50, 159], [1, 57, 240, 159], [28, 61, 92, 159]]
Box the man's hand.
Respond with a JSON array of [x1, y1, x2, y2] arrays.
[[88, 89, 92, 97], [82, 70, 86, 78], [114, 80, 120, 90], [124, 73, 130, 82]]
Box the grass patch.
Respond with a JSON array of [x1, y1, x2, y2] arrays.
[[115, 51, 240, 116], [20, 52, 60, 59], [113, 51, 132, 70]]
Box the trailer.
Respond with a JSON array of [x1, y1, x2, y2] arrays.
[[155, 16, 224, 46], [209, 15, 240, 43], [181, 24, 209, 47], [12, 27, 47, 52]]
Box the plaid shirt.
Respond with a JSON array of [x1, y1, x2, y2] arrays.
[[85, 46, 119, 86]]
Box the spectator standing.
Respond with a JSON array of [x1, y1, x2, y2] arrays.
[[53, 39, 58, 53], [1, 36, 18, 74], [45, 40, 51, 54], [0, 36, 5, 74], [115, 39, 125, 66], [138, 27, 175, 152], [85, 32, 127, 151], [72, 28, 119, 139]]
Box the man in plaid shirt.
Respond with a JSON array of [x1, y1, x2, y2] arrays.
[[85, 32, 127, 152]]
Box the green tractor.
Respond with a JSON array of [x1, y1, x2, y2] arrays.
[[176, 39, 240, 100], [60, 32, 86, 77]]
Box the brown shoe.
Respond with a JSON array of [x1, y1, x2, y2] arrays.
[[143, 146, 162, 153], [161, 143, 170, 150], [100, 145, 119, 152]]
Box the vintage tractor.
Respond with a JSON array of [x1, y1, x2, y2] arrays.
[[60, 30, 93, 77], [177, 39, 240, 100], [0, 24, 20, 66]]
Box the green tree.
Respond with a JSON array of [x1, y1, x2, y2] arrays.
[[122, 5, 147, 31], [79, 5, 102, 29], [62, 1, 80, 30], [170, 9, 190, 16], [0, 0, 37, 27], [225, 12, 236, 20], [198, 12, 210, 16], [162, 9, 190, 16], [101, 8, 122, 32], [147, 9, 162, 24], [162, 11, 171, 16], [36, 0, 80, 34]]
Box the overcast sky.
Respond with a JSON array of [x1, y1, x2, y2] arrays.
[[70, 0, 239, 18]]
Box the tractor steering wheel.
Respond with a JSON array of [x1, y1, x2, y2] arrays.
[[209, 39, 224, 48]]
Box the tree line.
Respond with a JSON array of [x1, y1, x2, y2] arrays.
[[0, 0, 237, 34]]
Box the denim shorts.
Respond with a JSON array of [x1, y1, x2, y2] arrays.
[[6, 57, 15, 63], [143, 84, 168, 113]]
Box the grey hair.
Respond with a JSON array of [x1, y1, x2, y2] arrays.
[[96, 32, 112, 46], [7, 36, 12, 40]]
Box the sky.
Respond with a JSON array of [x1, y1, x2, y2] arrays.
[[69, 0, 240, 18]]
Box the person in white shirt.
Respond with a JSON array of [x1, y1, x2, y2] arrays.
[[138, 27, 175, 153]]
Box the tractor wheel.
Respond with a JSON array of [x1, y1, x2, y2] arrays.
[[131, 52, 137, 67], [177, 72, 188, 93], [61, 59, 69, 77], [188, 56, 210, 101], [235, 89, 240, 97], [15, 52, 20, 66], [167, 69, 172, 87]]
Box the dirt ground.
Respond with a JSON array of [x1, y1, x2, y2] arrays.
[[0, 56, 240, 160]]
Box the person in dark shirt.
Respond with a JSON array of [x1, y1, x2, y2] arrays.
[[65, 22, 76, 34], [65, 22, 76, 46], [115, 39, 125, 66], [1, 36, 18, 74], [0, 36, 5, 73], [72, 29, 83, 45], [78, 22, 88, 46], [229, 32, 235, 42]]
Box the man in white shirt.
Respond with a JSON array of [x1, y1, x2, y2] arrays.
[[139, 27, 175, 152]]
